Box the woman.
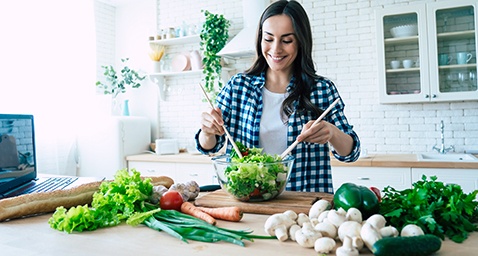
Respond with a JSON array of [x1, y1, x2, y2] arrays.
[[195, 0, 360, 193]]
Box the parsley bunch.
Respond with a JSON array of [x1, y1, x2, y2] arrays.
[[379, 175, 478, 243]]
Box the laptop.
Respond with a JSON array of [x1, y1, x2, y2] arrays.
[[0, 114, 104, 199]]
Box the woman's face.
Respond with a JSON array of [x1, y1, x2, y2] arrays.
[[261, 14, 298, 74]]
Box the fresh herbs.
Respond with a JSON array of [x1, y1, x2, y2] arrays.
[[379, 175, 478, 243], [48, 169, 273, 246]]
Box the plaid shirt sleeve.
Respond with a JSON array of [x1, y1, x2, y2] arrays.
[[195, 73, 360, 193], [286, 77, 360, 193]]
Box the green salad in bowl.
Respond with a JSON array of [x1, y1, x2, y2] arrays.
[[212, 143, 295, 202]]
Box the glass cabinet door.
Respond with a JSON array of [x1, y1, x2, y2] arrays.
[[376, 5, 429, 103], [428, 1, 478, 101]]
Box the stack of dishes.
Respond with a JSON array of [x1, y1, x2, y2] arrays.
[[390, 24, 418, 38]]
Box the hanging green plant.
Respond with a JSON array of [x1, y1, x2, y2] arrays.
[[96, 58, 146, 98], [200, 10, 230, 99]]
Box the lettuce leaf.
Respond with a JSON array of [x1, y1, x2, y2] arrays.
[[48, 169, 153, 233]]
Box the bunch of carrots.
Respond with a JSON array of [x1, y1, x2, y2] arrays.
[[180, 202, 243, 225]]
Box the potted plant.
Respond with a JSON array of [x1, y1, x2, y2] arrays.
[[96, 58, 146, 98], [200, 10, 230, 100], [96, 58, 145, 115]]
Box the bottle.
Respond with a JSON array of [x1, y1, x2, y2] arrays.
[[122, 99, 130, 116]]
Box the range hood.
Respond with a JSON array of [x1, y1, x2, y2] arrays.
[[217, 0, 268, 58]]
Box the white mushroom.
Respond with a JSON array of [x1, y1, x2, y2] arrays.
[[345, 207, 362, 223], [360, 222, 383, 251], [365, 214, 387, 230], [283, 210, 298, 221], [310, 217, 319, 226], [337, 221, 362, 242], [289, 224, 301, 241], [336, 235, 359, 256], [264, 212, 297, 241], [400, 224, 424, 237], [308, 199, 331, 219], [326, 209, 346, 228], [337, 221, 363, 250], [296, 213, 310, 227], [295, 222, 322, 248], [314, 221, 337, 238], [317, 210, 329, 223], [380, 226, 399, 237], [314, 237, 336, 254]]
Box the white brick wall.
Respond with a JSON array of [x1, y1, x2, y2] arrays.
[[94, 1, 116, 84], [98, 0, 477, 154]]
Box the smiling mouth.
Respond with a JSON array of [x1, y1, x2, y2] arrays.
[[269, 55, 285, 61]]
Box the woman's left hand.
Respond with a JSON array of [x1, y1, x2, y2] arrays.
[[296, 120, 335, 144]]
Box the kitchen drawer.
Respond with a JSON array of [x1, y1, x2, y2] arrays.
[[128, 161, 180, 181], [412, 168, 478, 194], [332, 167, 412, 192], [127, 161, 218, 186], [175, 163, 218, 186]]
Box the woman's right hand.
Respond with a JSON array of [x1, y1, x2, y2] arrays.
[[200, 107, 225, 136], [198, 107, 225, 150]]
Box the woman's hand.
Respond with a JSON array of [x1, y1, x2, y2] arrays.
[[200, 107, 225, 136], [199, 107, 225, 150], [297, 120, 354, 156], [296, 120, 334, 144]]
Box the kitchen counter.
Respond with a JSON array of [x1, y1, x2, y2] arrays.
[[1, 211, 477, 255], [126, 153, 478, 169], [331, 154, 478, 169]]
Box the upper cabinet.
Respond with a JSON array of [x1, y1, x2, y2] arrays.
[[376, 0, 478, 104]]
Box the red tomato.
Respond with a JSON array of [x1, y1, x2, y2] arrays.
[[160, 191, 184, 211], [369, 186, 382, 202]]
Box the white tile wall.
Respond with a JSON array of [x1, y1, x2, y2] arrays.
[[98, 0, 478, 154]]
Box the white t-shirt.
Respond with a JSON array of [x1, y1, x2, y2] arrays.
[[259, 87, 288, 155]]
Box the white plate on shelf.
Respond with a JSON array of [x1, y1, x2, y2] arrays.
[[171, 54, 191, 72]]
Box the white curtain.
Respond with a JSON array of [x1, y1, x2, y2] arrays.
[[0, 0, 97, 175]]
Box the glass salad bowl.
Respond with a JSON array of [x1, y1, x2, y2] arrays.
[[212, 154, 295, 202]]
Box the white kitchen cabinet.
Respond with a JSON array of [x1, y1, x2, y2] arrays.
[[411, 168, 478, 194], [331, 166, 412, 193], [376, 0, 477, 103], [127, 160, 218, 186]]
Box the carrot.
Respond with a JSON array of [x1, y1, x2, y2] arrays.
[[180, 202, 216, 225], [196, 206, 243, 222]]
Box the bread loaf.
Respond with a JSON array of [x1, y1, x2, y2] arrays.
[[0, 175, 174, 222]]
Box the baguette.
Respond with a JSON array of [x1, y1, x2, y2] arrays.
[[0, 181, 102, 222], [0, 175, 174, 222]]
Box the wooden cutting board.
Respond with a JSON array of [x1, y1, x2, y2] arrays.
[[194, 189, 334, 215]]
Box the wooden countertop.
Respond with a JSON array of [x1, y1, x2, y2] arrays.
[[331, 154, 478, 169], [126, 153, 478, 169], [1, 210, 477, 255]]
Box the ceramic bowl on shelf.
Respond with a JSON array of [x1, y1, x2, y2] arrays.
[[212, 154, 295, 202], [390, 24, 418, 38]]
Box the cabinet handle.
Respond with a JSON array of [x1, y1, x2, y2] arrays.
[[357, 177, 370, 180], [425, 94, 429, 98], [432, 94, 437, 98], [189, 173, 198, 177]]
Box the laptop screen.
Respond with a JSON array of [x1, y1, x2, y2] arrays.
[[0, 114, 37, 195]]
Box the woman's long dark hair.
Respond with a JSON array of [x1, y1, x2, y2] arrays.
[[245, 0, 323, 121]]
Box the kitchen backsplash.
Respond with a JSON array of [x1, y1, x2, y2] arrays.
[[97, 0, 478, 154]]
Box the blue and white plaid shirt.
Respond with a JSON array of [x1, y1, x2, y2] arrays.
[[195, 72, 360, 193]]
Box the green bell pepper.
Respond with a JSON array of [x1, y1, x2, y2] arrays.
[[333, 183, 380, 219]]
